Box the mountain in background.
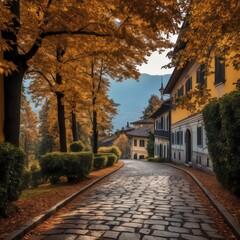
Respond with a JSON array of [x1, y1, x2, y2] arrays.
[[109, 73, 171, 131]]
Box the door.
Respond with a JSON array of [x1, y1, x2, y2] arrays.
[[185, 129, 191, 163]]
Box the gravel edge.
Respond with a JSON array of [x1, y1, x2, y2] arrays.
[[164, 163, 240, 239], [4, 162, 124, 240]]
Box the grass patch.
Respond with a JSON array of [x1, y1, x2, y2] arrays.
[[20, 182, 70, 200]]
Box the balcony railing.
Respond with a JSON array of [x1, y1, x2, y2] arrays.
[[154, 129, 169, 138]]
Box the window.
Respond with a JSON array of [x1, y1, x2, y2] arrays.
[[196, 64, 205, 84], [197, 127, 203, 146], [140, 140, 145, 147], [160, 117, 164, 129], [171, 132, 175, 145], [176, 131, 183, 145], [185, 77, 192, 94], [215, 57, 225, 84], [179, 152, 181, 160], [134, 139, 137, 146], [178, 85, 184, 97]]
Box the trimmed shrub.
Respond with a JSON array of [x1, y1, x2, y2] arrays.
[[40, 152, 93, 183], [69, 141, 84, 152], [0, 143, 26, 217], [95, 153, 117, 167], [93, 155, 108, 170], [203, 92, 240, 195], [106, 154, 118, 166], [98, 146, 121, 160]]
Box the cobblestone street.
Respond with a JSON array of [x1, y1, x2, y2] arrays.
[[33, 160, 226, 240]]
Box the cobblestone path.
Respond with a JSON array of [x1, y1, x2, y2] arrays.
[[33, 160, 226, 240]]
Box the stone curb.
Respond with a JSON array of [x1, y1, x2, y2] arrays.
[[4, 162, 124, 240], [163, 163, 240, 239]]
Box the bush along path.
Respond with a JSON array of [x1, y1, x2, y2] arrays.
[[1, 161, 124, 240]]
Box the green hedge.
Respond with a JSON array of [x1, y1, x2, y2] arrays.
[[95, 153, 118, 167], [203, 91, 240, 195], [69, 141, 85, 152], [40, 152, 93, 183], [98, 146, 121, 160], [106, 154, 118, 166], [93, 155, 108, 170], [0, 143, 26, 217]]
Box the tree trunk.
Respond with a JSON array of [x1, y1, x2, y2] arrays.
[[92, 110, 98, 154], [3, 68, 26, 146], [71, 111, 78, 142], [2, 0, 27, 147], [56, 90, 67, 152], [55, 46, 67, 152]]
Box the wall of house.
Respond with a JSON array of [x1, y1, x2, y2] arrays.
[[171, 113, 213, 172], [154, 137, 169, 159], [171, 59, 240, 125], [130, 137, 148, 159], [0, 73, 4, 142]]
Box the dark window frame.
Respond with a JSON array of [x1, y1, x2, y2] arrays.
[[197, 126, 203, 146], [215, 57, 225, 85], [196, 64, 205, 84], [185, 77, 192, 94], [140, 139, 145, 147]]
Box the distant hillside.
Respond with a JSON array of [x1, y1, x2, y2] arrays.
[[109, 73, 171, 130]]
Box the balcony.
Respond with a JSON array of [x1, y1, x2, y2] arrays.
[[154, 129, 169, 138]]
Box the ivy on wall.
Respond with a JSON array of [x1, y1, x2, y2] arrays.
[[202, 90, 240, 195]]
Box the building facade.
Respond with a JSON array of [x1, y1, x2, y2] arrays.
[[149, 100, 170, 159], [164, 58, 240, 172], [127, 119, 154, 159]]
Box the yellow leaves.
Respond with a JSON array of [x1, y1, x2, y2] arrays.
[[0, 60, 17, 76]]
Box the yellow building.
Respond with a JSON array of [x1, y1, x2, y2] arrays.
[[164, 58, 240, 171], [0, 73, 4, 142], [127, 119, 154, 159]]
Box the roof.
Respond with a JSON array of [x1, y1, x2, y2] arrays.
[[130, 119, 154, 125], [149, 99, 171, 119], [100, 135, 116, 147], [127, 126, 151, 138], [164, 61, 194, 94]]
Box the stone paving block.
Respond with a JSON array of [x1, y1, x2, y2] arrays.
[[151, 225, 165, 231], [180, 234, 208, 240], [76, 236, 97, 240], [144, 220, 169, 225], [139, 228, 151, 235], [119, 232, 141, 240], [75, 224, 87, 229], [142, 236, 167, 240], [168, 226, 189, 233], [88, 224, 109, 230], [103, 231, 120, 239], [112, 226, 135, 232], [183, 222, 200, 229], [88, 230, 104, 237], [65, 228, 89, 234], [152, 230, 180, 238], [122, 222, 143, 228], [105, 221, 120, 226]]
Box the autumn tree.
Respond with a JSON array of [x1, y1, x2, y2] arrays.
[[20, 92, 38, 164], [169, 0, 240, 71], [36, 99, 58, 157], [1, 0, 185, 147], [113, 134, 130, 159], [141, 95, 162, 119]]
